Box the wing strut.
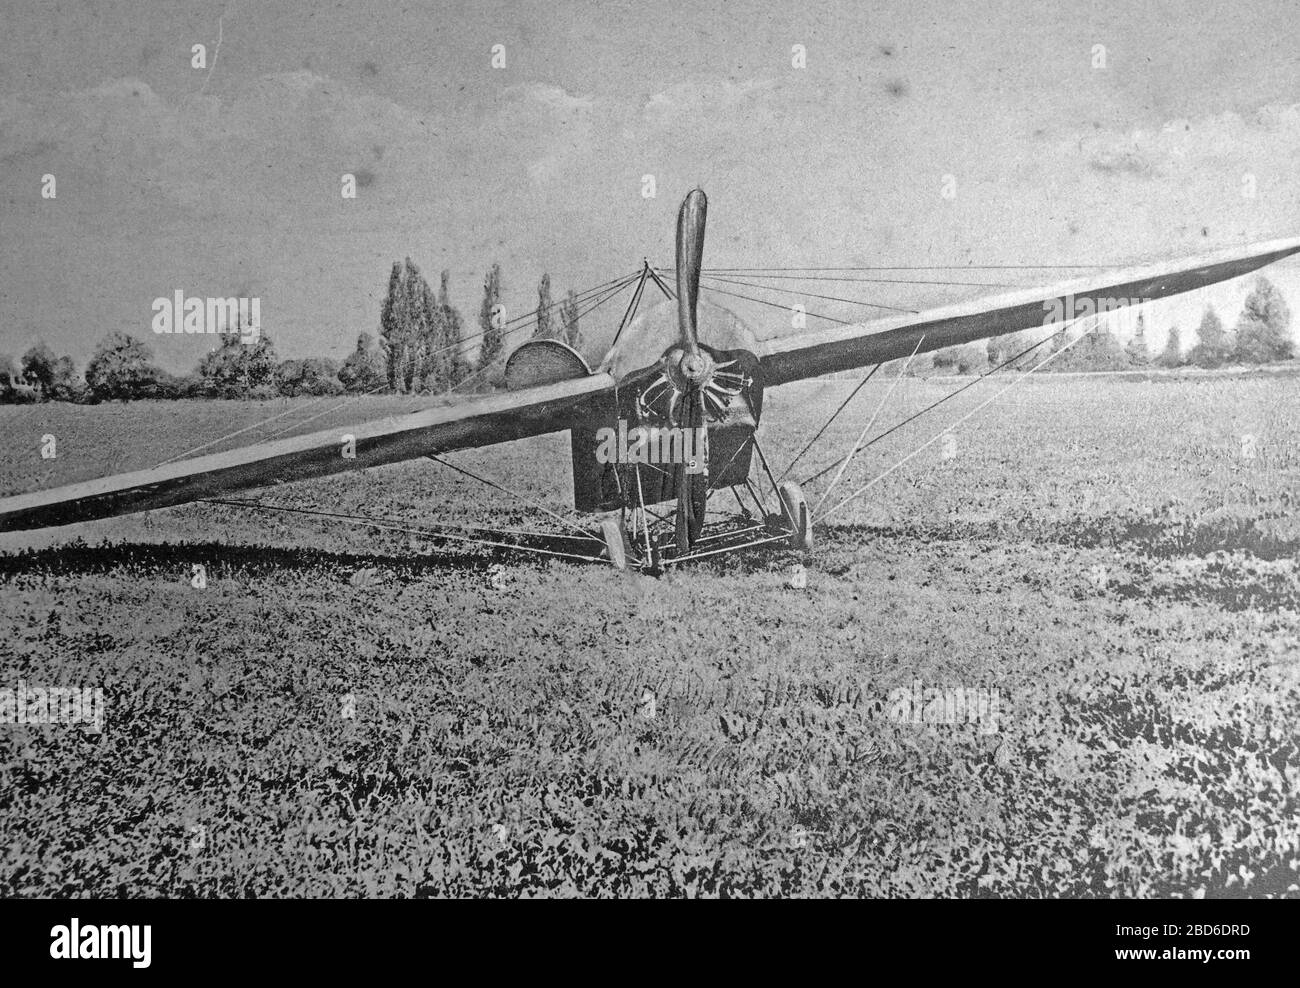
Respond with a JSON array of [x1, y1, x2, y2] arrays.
[[775, 362, 882, 483], [425, 454, 602, 545], [799, 323, 1061, 488], [607, 262, 652, 354], [815, 319, 1093, 523], [816, 337, 925, 512]]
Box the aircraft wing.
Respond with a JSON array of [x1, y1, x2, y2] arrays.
[[0, 373, 616, 532], [5, 236, 1299, 534], [758, 237, 1300, 385]]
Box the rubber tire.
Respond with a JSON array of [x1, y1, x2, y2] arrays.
[[778, 481, 813, 551]]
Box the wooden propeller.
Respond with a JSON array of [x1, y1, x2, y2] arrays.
[[671, 188, 711, 551]]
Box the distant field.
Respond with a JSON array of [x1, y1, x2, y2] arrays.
[[1, 375, 1298, 897]]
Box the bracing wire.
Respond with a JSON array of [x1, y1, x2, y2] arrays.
[[155, 270, 640, 465]]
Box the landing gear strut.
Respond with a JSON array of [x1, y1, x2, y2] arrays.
[[778, 481, 813, 550], [600, 518, 631, 571]]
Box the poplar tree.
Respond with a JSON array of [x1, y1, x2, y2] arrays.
[[402, 257, 430, 392], [378, 261, 404, 392], [438, 270, 469, 385], [478, 263, 504, 370], [534, 273, 554, 339], [560, 289, 582, 354], [1125, 312, 1149, 366]]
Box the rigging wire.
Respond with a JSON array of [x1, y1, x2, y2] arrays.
[[645, 265, 676, 300], [436, 272, 638, 398], [200, 497, 610, 564], [170, 270, 642, 454], [694, 272, 1018, 288], [154, 392, 360, 467], [413, 268, 641, 364], [692, 282, 857, 325], [255, 273, 636, 444], [464, 270, 644, 337], [799, 329, 1059, 488], [427, 454, 604, 545], [815, 337, 925, 512], [698, 272, 918, 314], [697, 264, 1113, 272], [817, 327, 1089, 522], [775, 362, 882, 483], [570, 271, 642, 323], [607, 264, 651, 353]]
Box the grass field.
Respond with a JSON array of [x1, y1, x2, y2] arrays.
[[1, 374, 1298, 897]]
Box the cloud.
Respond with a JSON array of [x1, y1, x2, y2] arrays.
[[4, 60, 1299, 373], [1037, 102, 1300, 263], [1032, 103, 1300, 350], [491, 83, 600, 188], [517, 82, 595, 114], [215, 70, 440, 163], [641, 76, 778, 129], [0, 73, 444, 217], [1088, 146, 1160, 177], [1080, 105, 1300, 182], [0, 79, 220, 216]]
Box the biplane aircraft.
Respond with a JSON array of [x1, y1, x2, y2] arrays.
[[2, 189, 1298, 571]]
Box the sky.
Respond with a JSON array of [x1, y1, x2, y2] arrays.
[[2, 0, 1299, 372]]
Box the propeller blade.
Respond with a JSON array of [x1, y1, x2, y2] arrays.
[[673, 389, 708, 552], [670, 188, 711, 553], [675, 188, 707, 355]]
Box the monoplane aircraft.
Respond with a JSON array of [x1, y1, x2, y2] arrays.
[[2, 190, 1297, 571]]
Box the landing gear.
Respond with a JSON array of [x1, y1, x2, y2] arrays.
[[591, 432, 814, 572], [600, 518, 631, 570], [778, 481, 813, 550]]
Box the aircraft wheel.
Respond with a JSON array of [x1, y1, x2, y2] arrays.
[[778, 481, 813, 551], [600, 519, 630, 570]]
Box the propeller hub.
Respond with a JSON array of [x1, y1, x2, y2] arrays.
[[664, 347, 714, 391], [679, 350, 712, 385]]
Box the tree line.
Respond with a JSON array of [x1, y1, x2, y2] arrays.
[[2, 272, 1291, 402], [926, 275, 1292, 375], [0, 261, 588, 403]]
